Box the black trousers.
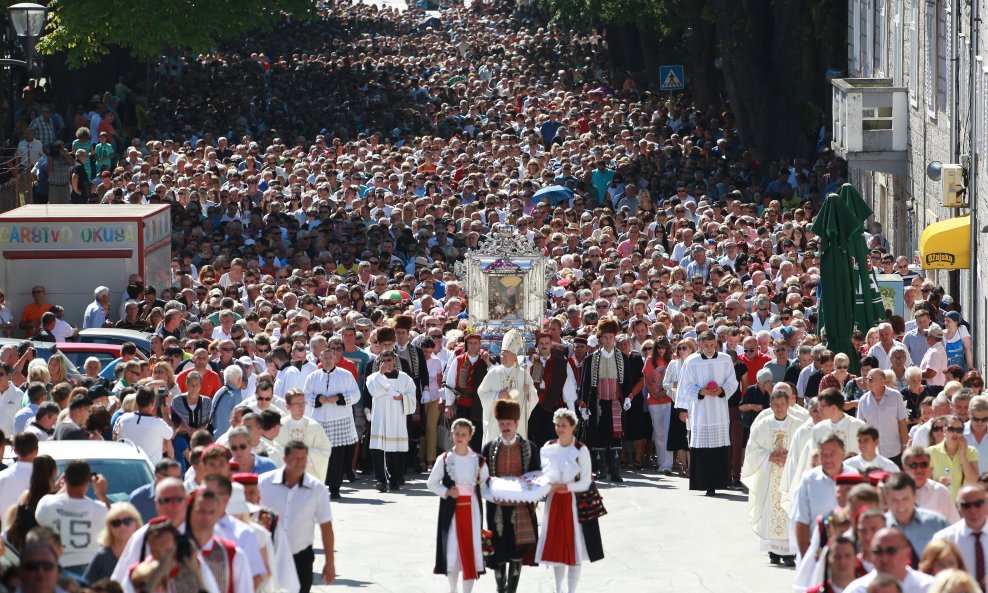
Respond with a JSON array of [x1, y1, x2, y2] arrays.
[[371, 449, 405, 486], [528, 406, 556, 448], [326, 443, 354, 494], [293, 545, 314, 593], [455, 404, 483, 453]]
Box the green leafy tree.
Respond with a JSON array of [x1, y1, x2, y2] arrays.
[[37, 0, 316, 68]]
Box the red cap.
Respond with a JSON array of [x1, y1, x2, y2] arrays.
[[867, 471, 890, 486], [835, 472, 865, 485], [232, 472, 258, 485]]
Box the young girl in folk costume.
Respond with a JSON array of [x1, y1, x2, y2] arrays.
[[427, 418, 491, 593], [536, 408, 604, 593]]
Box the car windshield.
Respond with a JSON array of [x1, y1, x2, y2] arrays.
[[55, 459, 153, 503]]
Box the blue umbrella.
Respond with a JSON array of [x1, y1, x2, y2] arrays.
[[531, 185, 574, 207]]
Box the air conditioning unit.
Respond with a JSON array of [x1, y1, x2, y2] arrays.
[[942, 164, 968, 207]]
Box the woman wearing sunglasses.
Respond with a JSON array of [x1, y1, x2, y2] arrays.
[[928, 414, 980, 499], [84, 502, 143, 582]]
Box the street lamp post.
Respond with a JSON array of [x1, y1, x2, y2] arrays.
[[4, 3, 46, 71]]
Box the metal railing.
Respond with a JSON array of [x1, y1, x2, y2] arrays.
[[0, 149, 32, 213]]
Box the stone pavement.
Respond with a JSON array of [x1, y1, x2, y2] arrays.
[[305, 468, 796, 592]]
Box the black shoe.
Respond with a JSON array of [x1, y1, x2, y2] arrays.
[[411, 460, 424, 473], [330, 491, 342, 500], [346, 469, 358, 482], [782, 555, 796, 567], [769, 552, 780, 565], [705, 489, 716, 496], [375, 482, 387, 493], [389, 482, 401, 491], [661, 469, 673, 476]]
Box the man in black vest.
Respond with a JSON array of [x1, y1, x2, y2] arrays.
[[581, 318, 633, 482], [443, 332, 490, 452], [482, 400, 540, 593], [528, 333, 577, 447]]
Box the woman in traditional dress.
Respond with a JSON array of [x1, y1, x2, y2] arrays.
[[535, 408, 604, 593], [427, 418, 490, 593]]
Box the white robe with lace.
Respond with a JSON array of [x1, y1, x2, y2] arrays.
[[741, 412, 802, 554]]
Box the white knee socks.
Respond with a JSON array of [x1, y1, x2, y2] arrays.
[[568, 566, 582, 593], [552, 565, 583, 593], [447, 570, 475, 593]]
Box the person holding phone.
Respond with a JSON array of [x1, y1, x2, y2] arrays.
[[115, 386, 175, 464]]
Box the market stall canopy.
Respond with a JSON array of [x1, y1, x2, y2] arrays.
[[919, 215, 970, 269]]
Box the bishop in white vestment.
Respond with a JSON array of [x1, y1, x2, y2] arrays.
[[478, 330, 538, 445], [741, 391, 802, 561]]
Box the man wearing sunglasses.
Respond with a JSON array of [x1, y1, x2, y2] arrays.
[[842, 527, 933, 593], [902, 446, 960, 522], [932, 485, 988, 590], [128, 458, 183, 523]]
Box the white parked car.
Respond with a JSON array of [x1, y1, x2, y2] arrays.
[[4, 440, 155, 503]]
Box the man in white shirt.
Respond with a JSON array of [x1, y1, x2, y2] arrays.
[[933, 485, 988, 591], [0, 432, 38, 519], [16, 129, 42, 171], [302, 346, 360, 499], [845, 425, 900, 472], [34, 460, 110, 573], [0, 362, 26, 435], [857, 368, 910, 466], [114, 386, 175, 464], [903, 446, 960, 523], [843, 527, 934, 593], [791, 434, 851, 556], [920, 323, 949, 388], [965, 395, 988, 474], [258, 441, 336, 593], [867, 323, 913, 370]]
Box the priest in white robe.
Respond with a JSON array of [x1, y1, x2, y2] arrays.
[[276, 390, 332, 482], [741, 389, 803, 564], [366, 350, 417, 491], [478, 330, 538, 445], [779, 399, 824, 513], [677, 330, 739, 496]]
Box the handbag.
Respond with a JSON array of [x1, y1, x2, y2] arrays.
[[437, 413, 453, 452], [575, 481, 607, 523]]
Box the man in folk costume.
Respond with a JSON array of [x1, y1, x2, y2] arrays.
[[741, 389, 803, 566], [481, 399, 541, 593], [580, 318, 634, 483], [444, 333, 492, 453], [677, 329, 740, 496], [187, 489, 254, 593], [528, 332, 578, 448], [366, 350, 417, 492], [478, 330, 539, 445], [303, 346, 361, 500]]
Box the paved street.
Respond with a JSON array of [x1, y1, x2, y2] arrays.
[[307, 469, 795, 592]]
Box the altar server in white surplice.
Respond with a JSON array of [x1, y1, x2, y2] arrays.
[[366, 349, 417, 492]]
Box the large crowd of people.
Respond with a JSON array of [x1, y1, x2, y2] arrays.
[[1, 1, 984, 593]]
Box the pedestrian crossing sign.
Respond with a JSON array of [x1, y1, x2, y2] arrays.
[[660, 65, 685, 91]]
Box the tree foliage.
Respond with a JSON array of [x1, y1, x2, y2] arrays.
[[36, 0, 316, 68], [538, 0, 844, 161]]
